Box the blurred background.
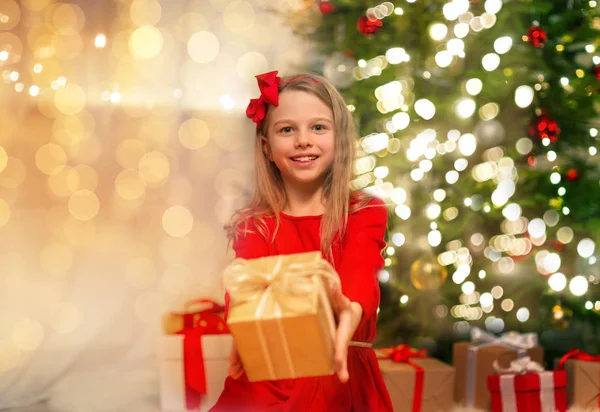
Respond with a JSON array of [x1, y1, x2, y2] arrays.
[[0, 0, 599, 410], [0, 0, 308, 410]]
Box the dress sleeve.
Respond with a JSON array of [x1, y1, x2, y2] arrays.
[[337, 197, 388, 320], [224, 218, 270, 319], [231, 218, 270, 259]]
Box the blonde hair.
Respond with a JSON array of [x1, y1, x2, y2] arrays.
[[225, 72, 373, 259]]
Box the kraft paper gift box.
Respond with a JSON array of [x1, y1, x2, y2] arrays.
[[159, 334, 233, 412], [558, 350, 600, 410], [454, 327, 544, 410], [377, 346, 454, 412], [223, 251, 338, 382], [487, 357, 567, 412]]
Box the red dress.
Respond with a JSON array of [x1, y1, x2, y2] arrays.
[[210, 197, 394, 412]]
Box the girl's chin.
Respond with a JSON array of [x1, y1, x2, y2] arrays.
[[283, 173, 326, 187]]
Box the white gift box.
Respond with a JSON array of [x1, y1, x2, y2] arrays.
[[159, 334, 232, 412]]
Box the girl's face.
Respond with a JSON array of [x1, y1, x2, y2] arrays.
[[263, 90, 335, 190]]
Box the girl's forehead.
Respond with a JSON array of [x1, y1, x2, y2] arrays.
[[271, 90, 333, 118]]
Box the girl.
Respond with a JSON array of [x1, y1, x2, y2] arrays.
[[210, 71, 393, 412]]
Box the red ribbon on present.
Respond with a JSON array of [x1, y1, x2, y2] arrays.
[[558, 349, 600, 369], [558, 349, 600, 407], [379, 345, 428, 412], [176, 299, 229, 410]]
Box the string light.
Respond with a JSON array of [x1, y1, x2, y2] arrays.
[[414, 99, 436, 120], [516, 307, 530, 322], [514, 85, 534, 107], [569, 276, 589, 296], [482, 53, 501, 71], [494, 36, 512, 54], [95, 33, 107, 48], [430, 23, 448, 41]]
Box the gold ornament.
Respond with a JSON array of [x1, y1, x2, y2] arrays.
[[549, 197, 563, 209], [549, 304, 572, 331], [410, 254, 448, 291], [288, 2, 322, 35]]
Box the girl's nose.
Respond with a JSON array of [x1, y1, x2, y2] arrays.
[[295, 128, 313, 147]]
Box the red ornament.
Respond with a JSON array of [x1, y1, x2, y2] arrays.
[[594, 64, 600, 80], [527, 155, 537, 167], [528, 114, 560, 142], [565, 168, 580, 181], [319, 1, 335, 15], [357, 15, 382, 35], [526, 25, 547, 48]]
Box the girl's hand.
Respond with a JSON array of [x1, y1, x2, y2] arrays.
[[329, 280, 363, 383], [228, 341, 244, 379]]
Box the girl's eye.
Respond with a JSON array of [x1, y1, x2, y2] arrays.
[[281, 127, 293, 133], [313, 124, 327, 131]]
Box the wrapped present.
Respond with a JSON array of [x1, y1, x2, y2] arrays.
[[488, 357, 567, 412], [377, 345, 454, 412], [454, 327, 544, 409], [159, 299, 231, 411], [159, 334, 232, 412], [558, 349, 600, 409], [223, 251, 338, 382]]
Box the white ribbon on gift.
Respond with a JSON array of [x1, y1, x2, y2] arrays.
[[465, 327, 539, 406], [494, 356, 556, 412], [472, 328, 539, 350], [224, 252, 339, 380], [493, 356, 545, 375]]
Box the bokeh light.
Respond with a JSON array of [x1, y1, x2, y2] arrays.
[[548, 272, 567, 292]]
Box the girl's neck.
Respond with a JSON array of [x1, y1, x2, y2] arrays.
[[282, 184, 326, 217]]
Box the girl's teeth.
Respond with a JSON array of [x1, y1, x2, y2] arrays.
[[294, 157, 316, 161]]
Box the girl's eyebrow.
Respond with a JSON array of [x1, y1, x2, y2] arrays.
[[273, 117, 333, 126]]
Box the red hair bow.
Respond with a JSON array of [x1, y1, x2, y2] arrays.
[[245, 70, 280, 129], [246, 98, 266, 129]]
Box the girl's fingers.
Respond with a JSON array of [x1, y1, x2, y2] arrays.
[[334, 308, 352, 383], [228, 363, 243, 379], [229, 342, 238, 361], [228, 356, 244, 379], [229, 342, 244, 379]]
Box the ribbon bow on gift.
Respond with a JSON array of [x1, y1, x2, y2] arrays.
[[245, 71, 280, 129], [378, 345, 428, 412], [223, 252, 340, 380], [224, 252, 340, 318], [558, 349, 600, 369], [493, 356, 545, 375], [380, 344, 428, 363], [471, 327, 539, 350]]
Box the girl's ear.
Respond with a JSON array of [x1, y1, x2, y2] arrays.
[[261, 135, 273, 162]]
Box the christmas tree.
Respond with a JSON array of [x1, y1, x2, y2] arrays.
[[287, 0, 600, 362]]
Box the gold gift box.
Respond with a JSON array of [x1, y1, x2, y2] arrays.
[[223, 251, 338, 382]]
